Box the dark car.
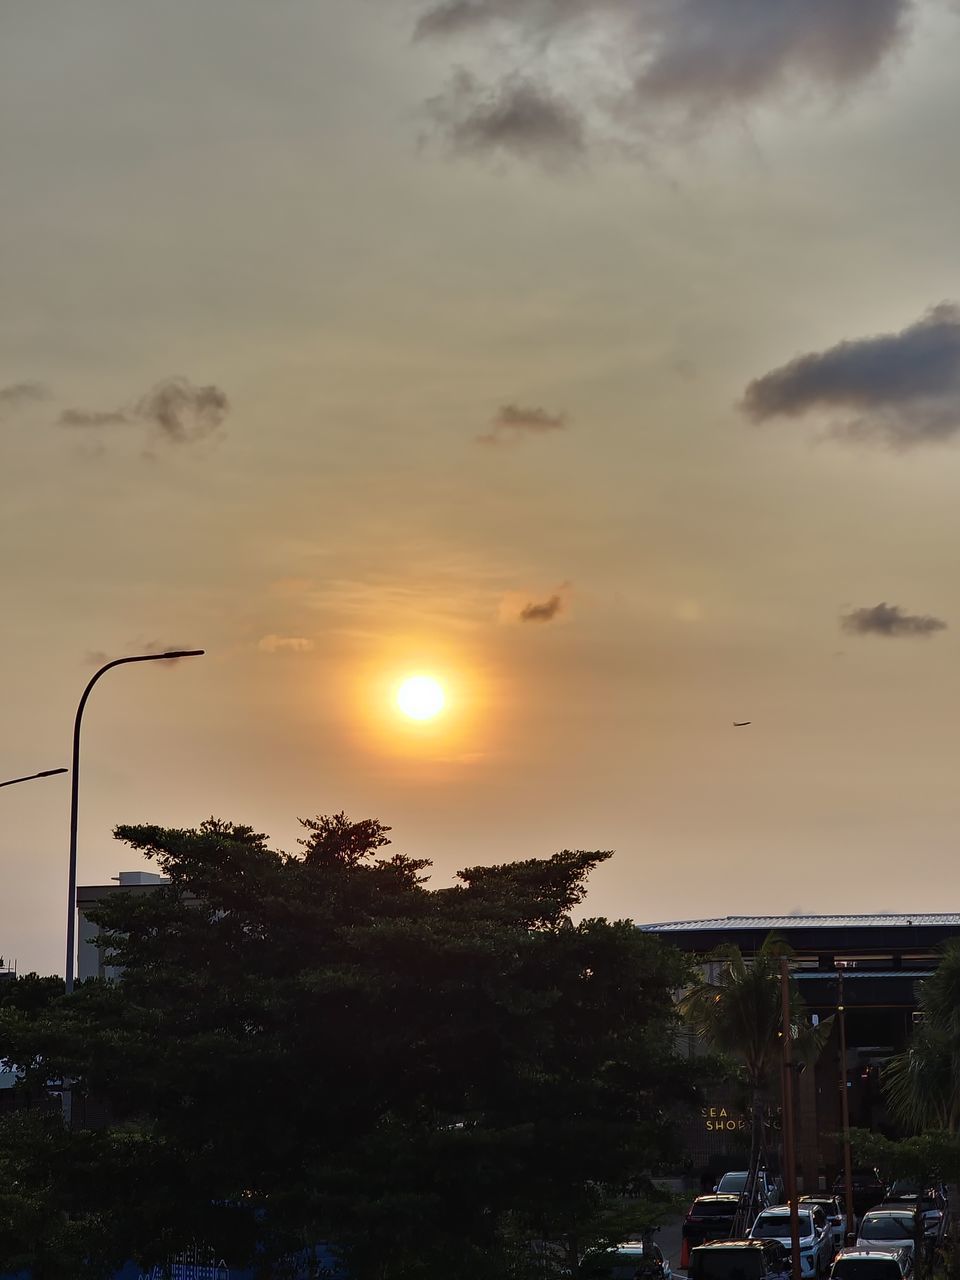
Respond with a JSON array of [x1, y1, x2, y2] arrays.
[[883, 1183, 946, 1243], [834, 1170, 887, 1220], [681, 1196, 742, 1267], [689, 1239, 788, 1280]]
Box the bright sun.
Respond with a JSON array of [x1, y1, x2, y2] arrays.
[[396, 675, 446, 721]]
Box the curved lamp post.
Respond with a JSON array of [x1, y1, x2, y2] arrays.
[[1, 768, 68, 789], [65, 650, 204, 992]]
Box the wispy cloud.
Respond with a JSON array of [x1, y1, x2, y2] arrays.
[[742, 304, 960, 448], [520, 593, 564, 623], [258, 635, 315, 654], [427, 72, 585, 165], [60, 408, 131, 427], [841, 603, 947, 639], [478, 401, 568, 444], [415, 0, 910, 159], [59, 377, 229, 446], [0, 382, 49, 415]]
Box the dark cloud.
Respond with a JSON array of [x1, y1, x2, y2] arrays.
[[59, 408, 131, 427], [841, 603, 947, 639], [428, 72, 585, 163], [413, 0, 911, 157], [742, 304, 960, 448], [0, 382, 48, 414], [58, 377, 229, 446], [478, 401, 568, 443], [497, 403, 567, 431], [137, 378, 229, 443], [520, 593, 564, 623]]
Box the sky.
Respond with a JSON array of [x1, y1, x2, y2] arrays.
[[4, 0, 960, 975]]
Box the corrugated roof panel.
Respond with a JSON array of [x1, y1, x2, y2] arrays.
[[639, 914, 960, 931]]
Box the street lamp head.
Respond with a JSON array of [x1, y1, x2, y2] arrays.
[[37, 768, 69, 778], [159, 649, 205, 659]]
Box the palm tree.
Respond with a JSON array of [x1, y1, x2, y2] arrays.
[[883, 940, 960, 1242], [885, 941, 960, 1134], [680, 934, 828, 1236]]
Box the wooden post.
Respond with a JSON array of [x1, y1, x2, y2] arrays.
[[838, 972, 856, 1245]]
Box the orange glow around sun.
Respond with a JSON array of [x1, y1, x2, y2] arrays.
[[346, 640, 490, 763]]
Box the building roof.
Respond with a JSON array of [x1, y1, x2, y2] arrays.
[[640, 914, 960, 931]]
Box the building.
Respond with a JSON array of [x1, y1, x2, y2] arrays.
[[76, 870, 169, 981], [640, 914, 960, 1191]]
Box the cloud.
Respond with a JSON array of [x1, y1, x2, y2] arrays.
[[58, 377, 229, 445], [413, 0, 911, 157], [841, 603, 947, 639], [0, 381, 48, 414], [59, 408, 131, 427], [137, 378, 229, 443], [742, 304, 960, 448], [519, 593, 564, 623], [478, 401, 568, 443], [258, 635, 315, 654], [427, 71, 585, 163]]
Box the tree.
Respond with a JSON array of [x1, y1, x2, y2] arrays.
[[880, 941, 960, 1250], [680, 935, 828, 1232], [0, 815, 698, 1279]]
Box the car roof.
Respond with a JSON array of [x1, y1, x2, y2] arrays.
[[760, 1206, 811, 1215], [836, 1248, 907, 1259], [694, 1240, 770, 1251], [696, 1194, 743, 1204], [862, 1209, 915, 1218], [801, 1195, 837, 1202]]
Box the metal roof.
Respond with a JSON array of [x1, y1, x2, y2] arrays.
[[640, 914, 960, 932], [794, 970, 930, 980]]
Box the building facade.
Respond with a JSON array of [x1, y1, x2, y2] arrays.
[[640, 914, 960, 1191]]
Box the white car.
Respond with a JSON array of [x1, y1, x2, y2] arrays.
[[857, 1210, 920, 1262], [750, 1206, 835, 1277], [802, 1195, 849, 1248], [831, 1246, 913, 1280]]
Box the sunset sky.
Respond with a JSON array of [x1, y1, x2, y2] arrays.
[[5, 0, 960, 975]]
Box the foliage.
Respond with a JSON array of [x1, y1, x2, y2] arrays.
[[884, 941, 960, 1137], [0, 814, 699, 1279], [847, 1128, 960, 1184]]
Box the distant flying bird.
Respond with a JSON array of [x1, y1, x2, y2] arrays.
[[733, 721, 751, 727]]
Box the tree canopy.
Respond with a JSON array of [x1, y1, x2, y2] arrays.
[[0, 815, 698, 1279]]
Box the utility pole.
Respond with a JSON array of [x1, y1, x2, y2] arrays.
[[780, 957, 802, 1280], [837, 972, 856, 1244]]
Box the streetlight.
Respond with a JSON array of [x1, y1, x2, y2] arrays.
[[65, 650, 204, 993], [1, 767, 68, 789]]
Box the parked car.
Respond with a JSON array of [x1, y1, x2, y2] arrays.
[[717, 1170, 780, 1208], [856, 1210, 921, 1262], [681, 1195, 741, 1267], [749, 1205, 834, 1277], [830, 1246, 913, 1280], [834, 1170, 887, 1220], [883, 1183, 946, 1243], [801, 1195, 848, 1248], [596, 1239, 673, 1280], [689, 1239, 788, 1280]]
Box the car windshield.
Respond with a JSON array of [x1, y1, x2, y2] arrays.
[[861, 1217, 915, 1241], [754, 1215, 811, 1240], [692, 1202, 738, 1219], [719, 1175, 750, 1193], [832, 1261, 902, 1280], [690, 1252, 766, 1280]]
